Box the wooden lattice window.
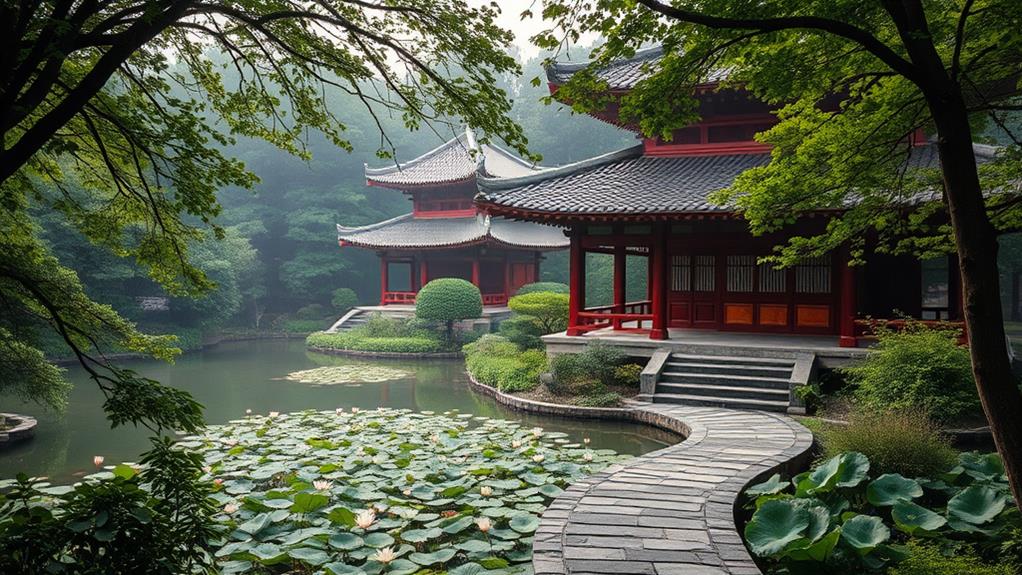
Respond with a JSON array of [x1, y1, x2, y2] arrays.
[[795, 255, 831, 294], [694, 255, 716, 292], [727, 256, 755, 292], [758, 261, 787, 293], [671, 255, 690, 291]]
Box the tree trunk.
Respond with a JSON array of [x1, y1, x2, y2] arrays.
[[933, 98, 1022, 511]]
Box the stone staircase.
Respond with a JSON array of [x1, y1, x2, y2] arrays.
[[326, 308, 369, 333], [641, 350, 815, 413]]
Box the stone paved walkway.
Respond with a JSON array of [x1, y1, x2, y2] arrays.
[[532, 404, 812, 575]]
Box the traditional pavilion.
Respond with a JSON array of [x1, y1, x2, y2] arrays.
[[477, 46, 995, 347], [338, 129, 568, 307]]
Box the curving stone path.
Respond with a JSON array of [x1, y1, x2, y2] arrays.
[[533, 404, 812, 575]]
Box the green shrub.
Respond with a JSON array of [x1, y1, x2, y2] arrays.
[[361, 313, 417, 338], [498, 315, 545, 350], [515, 282, 569, 295], [331, 288, 359, 313], [508, 292, 569, 333], [415, 278, 483, 340], [818, 407, 958, 477], [577, 391, 622, 407], [295, 303, 329, 320], [282, 319, 328, 333], [463, 335, 547, 393], [844, 324, 980, 423], [890, 542, 1014, 575], [613, 363, 643, 387], [549, 342, 626, 394], [305, 332, 443, 353]]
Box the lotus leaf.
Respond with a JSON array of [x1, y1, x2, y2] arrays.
[[806, 452, 870, 493], [744, 499, 812, 556], [891, 500, 946, 533], [785, 527, 840, 562], [866, 474, 923, 507], [328, 533, 363, 550], [288, 547, 331, 565], [840, 515, 889, 554], [239, 513, 273, 535], [401, 527, 442, 542], [456, 540, 492, 552], [386, 559, 419, 575], [442, 516, 476, 534], [959, 452, 1005, 482], [292, 493, 329, 513], [746, 474, 787, 497], [363, 532, 395, 548], [509, 513, 540, 533], [449, 562, 485, 575], [947, 485, 1007, 524], [409, 548, 458, 565], [325, 563, 366, 575], [282, 366, 410, 385]]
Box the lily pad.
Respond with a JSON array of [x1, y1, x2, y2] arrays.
[[282, 366, 410, 385], [866, 474, 923, 507], [948, 485, 1007, 525], [840, 515, 890, 554]]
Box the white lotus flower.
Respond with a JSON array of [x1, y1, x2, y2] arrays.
[[223, 502, 239, 514], [313, 480, 332, 491], [476, 517, 492, 532], [202, 465, 212, 473], [583, 437, 591, 445], [532, 454, 545, 463], [351, 407, 360, 413], [511, 440, 522, 449], [531, 427, 543, 437], [268, 411, 280, 418], [430, 434, 440, 443], [480, 486, 493, 497], [583, 452, 594, 462], [355, 509, 376, 529], [402, 489, 412, 496], [336, 407, 344, 415], [224, 438, 238, 446], [372, 546, 397, 564], [245, 409, 252, 415], [93, 455, 104, 467], [213, 478, 223, 486]]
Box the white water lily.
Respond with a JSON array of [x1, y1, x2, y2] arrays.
[[531, 427, 543, 437], [355, 509, 376, 529], [402, 489, 412, 496], [532, 454, 545, 463], [583, 451, 594, 462], [245, 409, 252, 415], [336, 407, 344, 415], [371, 546, 397, 564], [430, 434, 440, 443], [268, 411, 280, 418], [351, 407, 360, 413], [93, 455, 104, 467], [313, 480, 332, 491], [480, 486, 493, 497], [224, 438, 238, 446], [223, 502, 238, 514], [583, 437, 591, 445], [511, 440, 522, 449], [476, 517, 492, 532]]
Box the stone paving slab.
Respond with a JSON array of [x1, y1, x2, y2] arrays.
[[533, 404, 812, 575]]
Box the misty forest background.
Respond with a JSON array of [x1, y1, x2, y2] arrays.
[[32, 46, 1022, 356]]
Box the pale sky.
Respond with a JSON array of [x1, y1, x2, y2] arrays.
[[486, 0, 598, 60]]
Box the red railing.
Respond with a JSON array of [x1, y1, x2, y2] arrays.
[[575, 300, 653, 333], [381, 291, 417, 304], [482, 293, 508, 306]]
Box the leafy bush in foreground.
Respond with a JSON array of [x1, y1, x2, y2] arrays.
[[507, 292, 569, 333], [889, 541, 1015, 575], [742, 450, 1017, 575], [549, 341, 625, 393], [515, 282, 569, 295], [498, 315, 545, 350], [464, 335, 547, 392], [819, 407, 958, 478], [306, 332, 443, 354], [843, 324, 980, 423]]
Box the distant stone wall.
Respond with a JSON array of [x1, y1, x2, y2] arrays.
[[0, 413, 37, 448]]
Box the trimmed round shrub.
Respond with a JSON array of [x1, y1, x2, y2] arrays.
[[508, 292, 569, 333], [818, 407, 958, 477], [416, 278, 483, 340], [498, 316, 545, 350], [843, 324, 980, 423], [295, 303, 328, 320], [331, 288, 359, 313], [613, 363, 644, 387], [516, 282, 569, 295]]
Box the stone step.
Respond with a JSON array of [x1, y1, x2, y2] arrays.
[[652, 393, 790, 412], [657, 381, 790, 400], [659, 371, 790, 389], [665, 361, 792, 379], [669, 353, 797, 367]]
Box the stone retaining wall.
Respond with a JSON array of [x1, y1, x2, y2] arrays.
[[0, 413, 38, 448]]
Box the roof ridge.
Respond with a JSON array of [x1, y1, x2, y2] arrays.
[[480, 142, 542, 172], [336, 212, 413, 235], [364, 130, 473, 177], [546, 45, 664, 77], [477, 144, 645, 193]]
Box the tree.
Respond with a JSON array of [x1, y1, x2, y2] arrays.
[[508, 292, 570, 333], [535, 0, 1022, 508], [415, 278, 483, 342]]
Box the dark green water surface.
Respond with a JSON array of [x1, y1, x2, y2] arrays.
[[1, 339, 675, 481]]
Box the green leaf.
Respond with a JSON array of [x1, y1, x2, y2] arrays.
[[807, 452, 870, 493], [744, 499, 811, 556], [238, 512, 272, 535], [328, 507, 357, 526], [959, 452, 1005, 482], [449, 563, 485, 575], [364, 532, 395, 548], [328, 533, 364, 550], [478, 556, 509, 569], [387, 559, 419, 575], [112, 464, 137, 480], [786, 527, 840, 562], [409, 548, 457, 565], [947, 485, 1007, 524], [325, 563, 367, 575], [456, 539, 492, 552], [840, 515, 890, 554], [746, 474, 787, 497], [509, 513, 540, 533], [891, 500, 946, 534], [866, 474, 923, 506], [291, 492, 329, 513], [402, 527, 442, 542], [443, 516, 476, 534], [289, 547, 330, 566]]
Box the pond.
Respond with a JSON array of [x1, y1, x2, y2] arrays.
[[0, 339, 675, 481]]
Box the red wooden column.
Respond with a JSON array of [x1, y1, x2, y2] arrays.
[[420, 258, 429, 288], [503, 255, 512, 302], [613, 244, 626, 329], [649, 224, 669, 340], [567, 230, 586, 336], [838, 247, 858, 348], [380, 255, 389, 305], [471, 258, 481, 288]]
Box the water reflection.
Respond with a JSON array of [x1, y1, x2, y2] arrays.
[[0, 339, 676, 481]]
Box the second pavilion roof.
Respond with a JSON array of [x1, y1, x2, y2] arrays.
[[336, 213, 568, 251]]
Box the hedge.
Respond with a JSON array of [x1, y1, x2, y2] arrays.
[[515, 282, 569, 295], [463, 334, 546, 392], [306, 331, 444, 354]]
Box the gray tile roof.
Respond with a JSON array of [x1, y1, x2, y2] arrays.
[[365, 130, 539, 188], [336, 213, 568, 250], [476, 142, 1001, 218], [547, 45, 728, 90]]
